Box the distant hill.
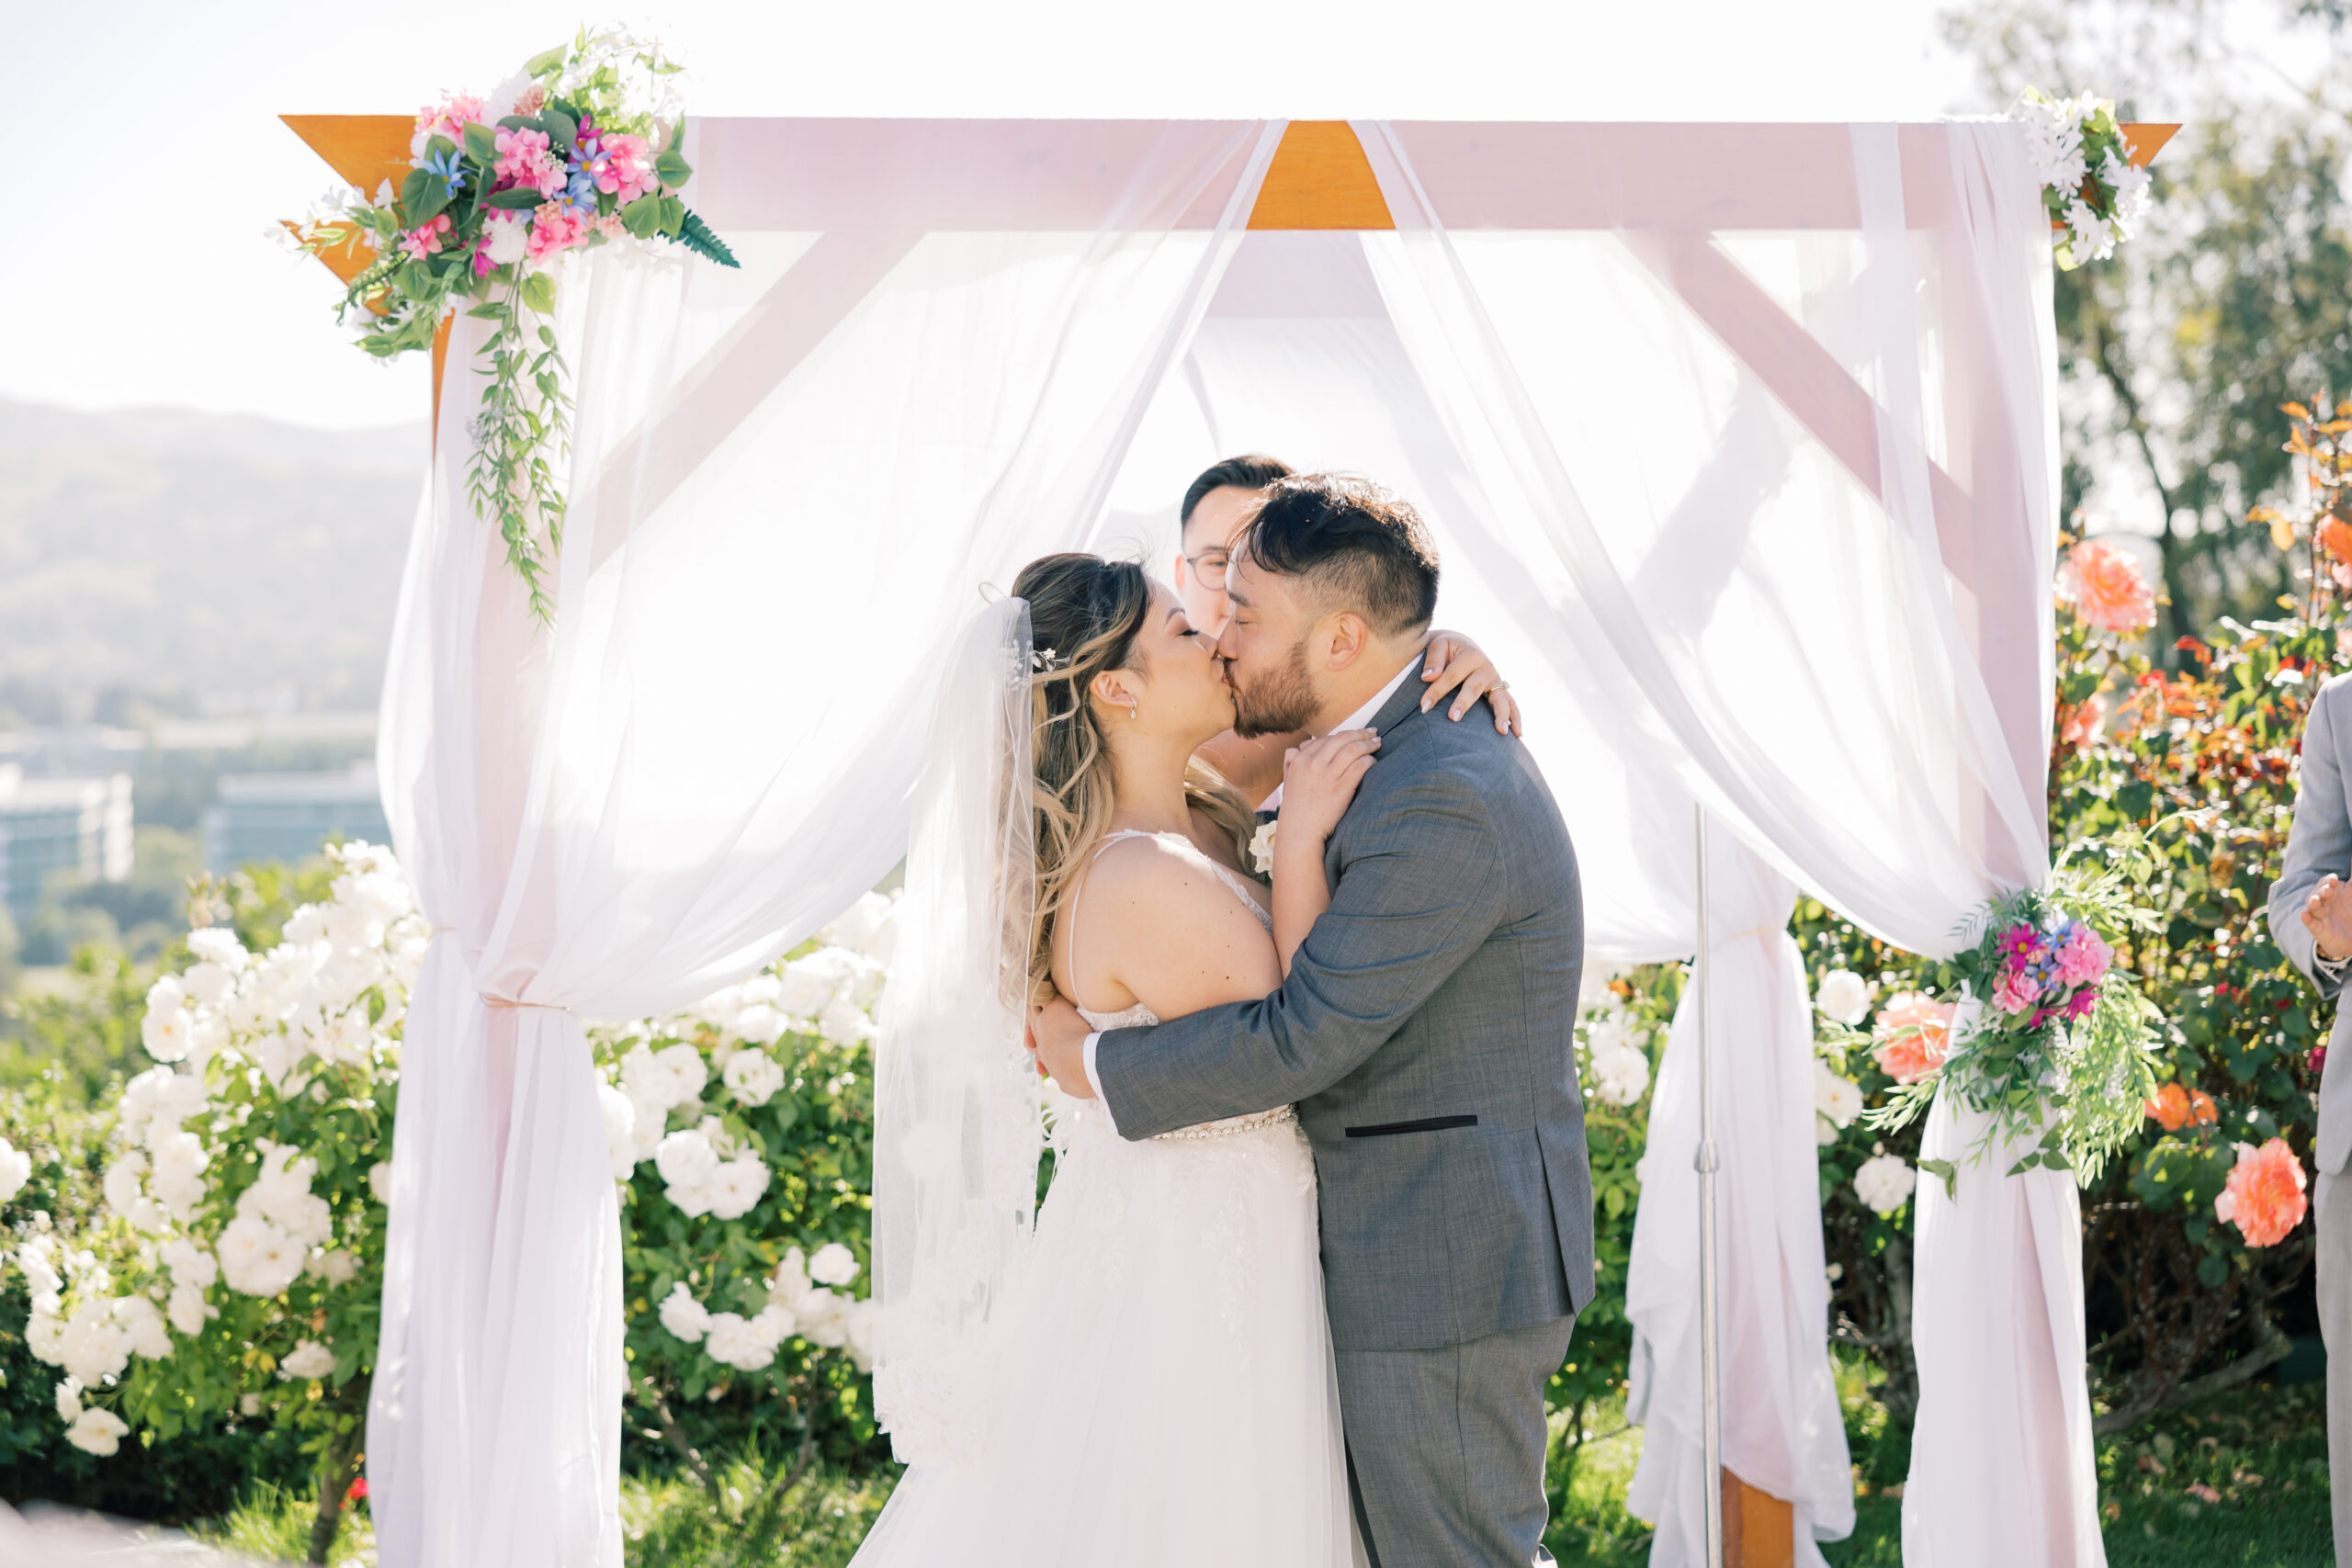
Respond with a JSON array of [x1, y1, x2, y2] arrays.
[[0, 400, 427, 724]]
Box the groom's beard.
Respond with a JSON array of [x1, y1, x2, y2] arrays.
[[1229, 638, 1319, 739]]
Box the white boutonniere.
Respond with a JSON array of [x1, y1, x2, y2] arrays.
[[1250, 820, 1278, 875]]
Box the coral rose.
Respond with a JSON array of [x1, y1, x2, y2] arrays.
[[2213, 1138, 2308, 1247], [2057, 539, 2155, 635], [1871, 992, 1955, 1085], [2144, 1081, 2189, 1130], [2057, 694, 2106, 748]]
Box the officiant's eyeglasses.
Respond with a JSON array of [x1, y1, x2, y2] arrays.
[[1183, 551, 1231, 589]]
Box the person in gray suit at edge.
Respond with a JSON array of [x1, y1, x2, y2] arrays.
[[2263, 671, 2352, 1567], [1031, 472, 1593, 1568]]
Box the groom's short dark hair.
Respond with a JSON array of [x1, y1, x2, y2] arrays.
[[1243, 473, 1439, 636]]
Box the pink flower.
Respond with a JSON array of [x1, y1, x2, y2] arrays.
[[1992, 967, 2041, 1015], [2057, 694, 2107, 748], [527, 203, 592, 262], [2057, 539, 2155, 635], [2213, 1138, 2309, 1247], [1871, 992, 1955, 1085], [398, 213, 453, 260], [2054, 923, 2112, 987], [494, 127, 565, 197], [413, 92, 486, 148], [594, 131, 661, 204], [2063, 985, 2098, 1021]]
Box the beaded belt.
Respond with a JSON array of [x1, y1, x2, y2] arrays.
[[1153, 1105, 1298, 1143]]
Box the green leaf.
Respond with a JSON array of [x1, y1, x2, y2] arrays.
[[524, 43, 567, 79], [619, 195, 666, 238], [407, 171, 453, 227], [463, 122, 500, 165], [2195, 1252, 2229, 1289], [653, 147, 693, 189], [1917, 1156, 1960, 1201], [540, 108, 578, 153], [483, 186, 547, 210], [519, 271, 558, 315], [658, 195, 685, 236]]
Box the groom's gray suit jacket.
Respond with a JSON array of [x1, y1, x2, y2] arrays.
[[1094, 667, 1593, 1352]]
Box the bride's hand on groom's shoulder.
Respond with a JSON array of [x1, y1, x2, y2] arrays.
[[1421, 631, 1524, 737], [1277, 730, 1380, 853]]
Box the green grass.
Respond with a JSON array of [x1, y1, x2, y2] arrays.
[[180, 1381, 2328, 1566]]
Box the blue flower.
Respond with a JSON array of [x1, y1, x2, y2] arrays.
[[424, 147, 469, 194], [560, 167, 600, 216]]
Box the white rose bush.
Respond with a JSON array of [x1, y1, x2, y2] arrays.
[[7, 840, 417, 1529], [594, 891, 895, 1483], [2, 847, 897, 1550]]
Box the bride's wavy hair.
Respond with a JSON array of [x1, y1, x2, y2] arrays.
[[1012, 553, 1255, 1000]]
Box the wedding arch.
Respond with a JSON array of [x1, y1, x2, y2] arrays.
[[284, 113, 2172, 1568]]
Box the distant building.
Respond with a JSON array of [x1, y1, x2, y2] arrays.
[[201, 761, 390, 873], [0, 765, 133, 923]]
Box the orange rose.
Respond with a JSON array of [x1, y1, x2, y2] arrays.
[[2143, 1081, 2189, 1131], [2214, 1138, 2309, 1247], [2057, 539, 2155, 635], [2057, 694, 2107, 748], [1871, 992, 1955, 1085], [2320, 515, 2352, 565]]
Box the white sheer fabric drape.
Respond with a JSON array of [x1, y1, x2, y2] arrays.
[[1623, 829, 1851, 1565], [1340, 118, 2079, 1562], [368, 118, 1281, 1566]]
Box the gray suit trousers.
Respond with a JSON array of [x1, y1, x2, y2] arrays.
[[1340, 1314, 1576, 1568]]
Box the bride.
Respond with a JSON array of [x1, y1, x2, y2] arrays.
[[854, 551, 1422, 1565]]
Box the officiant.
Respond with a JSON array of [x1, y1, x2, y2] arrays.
[[2264, 674, 2352, 1564]]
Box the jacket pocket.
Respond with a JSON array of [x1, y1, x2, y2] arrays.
[[1344, 1114, 1478, 1138]]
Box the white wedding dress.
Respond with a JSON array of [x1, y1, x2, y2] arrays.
[[851, 831, 1360, 1567]]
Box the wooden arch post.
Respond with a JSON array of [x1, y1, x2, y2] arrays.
[[280, 111, 2174, 1568]]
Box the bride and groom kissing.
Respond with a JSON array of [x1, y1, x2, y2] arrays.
[[858, 462, 1592, 1567]]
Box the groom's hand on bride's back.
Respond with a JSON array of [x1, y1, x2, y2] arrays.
[[1028, 997, 1096, 1099]]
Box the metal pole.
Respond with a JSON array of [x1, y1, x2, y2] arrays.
[[1695, 805, 1724, 1568]]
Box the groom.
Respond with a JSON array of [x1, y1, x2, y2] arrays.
[[1032, 473, 1592, 1567]]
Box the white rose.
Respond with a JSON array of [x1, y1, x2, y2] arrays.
[[65, 1407, 129, 1457], [750, 1301, 797, 1347], [166, 1281, 213, 1337], [142, 998, 193, 1064], [655, 1129, 720, 1193], [722, 1050, 786, 1109], [55, 1377, 83, 1420], [769, 1247, 814, 1310], [704, 1156, 770, 1222], [1852, 1153, 1917, 1216], [482, 212, 529, 267], [703, 1311, 777, 1371], [305, 1250, 359, 1286], [219, 1215, 305, 1298], [1588, 1037, 1649, 1108], [369, 1161, 395, 1206], [817, 995, 873, 1047], [161, 1237, 219, 1289], [658, 1282, 711, 1342], [775, 958, 842, 1020], [0, 1136, 30, 1202], [808, 1243, 860, 1288], [796, 1288, 849, 1348], [186, 927, 249, 971], [628, 1090, 669, 1160], [181, 961, 235, 1010], [102, 1153, 151, 1222], [1814, 968, 1875, 1028], [27, 1309, 67, 1365], [115, 1295, 172, 1359], [655, 1043, 708, 1106], [597, 1084, 639, 1180], [283, 906, 328, 946], [59, 1299, 133, 1384], [280, 1338, 337, 1380], [1814, 1061, 1863, 1134], [820, 892, 899, 963], [730, 1003, 790, 1047], [844, 1298, 879, 1371]]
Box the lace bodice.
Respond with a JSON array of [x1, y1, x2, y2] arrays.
[[1073, 831, 1294, 1143]]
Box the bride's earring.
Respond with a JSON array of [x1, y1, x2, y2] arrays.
[[1126, 697, 1139, 720]]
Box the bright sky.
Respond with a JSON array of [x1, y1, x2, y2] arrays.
[[3, 0, 1983, 430]]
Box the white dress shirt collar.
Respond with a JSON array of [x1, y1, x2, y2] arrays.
[[1257, 652, 1424, 814]]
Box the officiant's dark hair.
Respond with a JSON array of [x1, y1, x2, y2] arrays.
[[1179, 455, 1295, 536], [1243, 473, 1440, 636]]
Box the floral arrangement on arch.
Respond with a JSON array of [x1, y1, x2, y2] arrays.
[[2017, 88, 2154, 270], [292, 28, 737, 621], [1862, 866, 2165, 1187]]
